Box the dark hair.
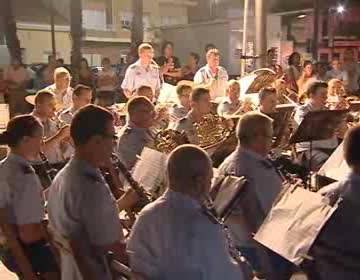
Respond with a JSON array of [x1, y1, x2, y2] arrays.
[[161, 41, 174, 54], [259, 87, 276, 103], [80, 58, 89, 68], [344, 125, 360, 166], [190, 52, 200, 64], [205, 43, 216, 53], [306, 81, 328, 98], [34, 90, 55, 105], [303, 60, 313, 68], [127, 96, 153, 115], [191, 87, 210, 102], [71, 104, 114, 146], [136, 85, 153, 96], [176, 84, 192, 97], [73, 84, 92, 97], [56, 58, 64, 64], [0, 115, 42, 148], [288, 52, 300, 66], [206, 48, 220, 59]]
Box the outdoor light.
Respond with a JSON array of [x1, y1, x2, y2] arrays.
[[336, 5, 345, 14], [297, 14, 307, 19]]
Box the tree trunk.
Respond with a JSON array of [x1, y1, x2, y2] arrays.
[[0, 0, 22, 62], [131, 0, 143, 46], [70, 0, 82, 85]]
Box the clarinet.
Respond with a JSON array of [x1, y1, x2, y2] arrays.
[[39, 152, 58, 183], [111, 153, 155, 212]]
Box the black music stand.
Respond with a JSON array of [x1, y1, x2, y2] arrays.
[[268, 104, 297, 147], [289, 109, 349, 186]]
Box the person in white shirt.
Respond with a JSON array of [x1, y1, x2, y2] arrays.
[[194, 48, 229, 99], [127, 144, 244, 280], [45, 67, 73, 110], [121, 43, 161, 99], [326, 58, 347, 81], [96, 57, 118, 106], [217, 80, 242, 117]]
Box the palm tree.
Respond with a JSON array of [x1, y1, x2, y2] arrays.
[[70, 0, 82, 85], [131, 0, 144, 46], [0, 0, 22, 62]]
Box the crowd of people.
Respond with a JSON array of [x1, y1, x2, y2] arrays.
[[0, 40, 359, 280]]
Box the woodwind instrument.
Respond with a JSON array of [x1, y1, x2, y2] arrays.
[[201, 196, 253, 279], [111, 153, 155, 212], [37, 152, 59, 188]]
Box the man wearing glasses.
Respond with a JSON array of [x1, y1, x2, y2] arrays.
[[47, 104, 139, 280], [45, 67, 73, 110], [218, 112, 291, 279]]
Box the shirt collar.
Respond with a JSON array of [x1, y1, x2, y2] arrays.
[[7, 153, 31, 166], [127, 121, 149, 133], [237, 147, 267, 161], [70, 157, 102, 178], [164, 190, 202, 210]]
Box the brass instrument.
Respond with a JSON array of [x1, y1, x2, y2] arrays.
[[194, 114, 232, 150], [155, 129, 189, 154], [111, 153, 156, 212]]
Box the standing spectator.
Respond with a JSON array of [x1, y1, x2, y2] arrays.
[[96, 57, 118, 106], [297, 60, 317, 98], [45, 67, 73, 110], [285, 52, 302, 92], [266, 48, 277, 68], [316, 62, 328, 81], [343, 48, 360, 95], [182, 52, 200, 81], [41, 55, 57, 88], [79, 58, 95, 89], [326, 58, 347, 81], [156, 41, 182, 85], [0, 68, 9, 103], [4, 57, 30, 117]]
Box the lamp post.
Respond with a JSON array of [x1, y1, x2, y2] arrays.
[[50, 0, 56, 57], [328, 5, 345, 60], [255, 0, 267, 68], [241, 0, 249, 76]]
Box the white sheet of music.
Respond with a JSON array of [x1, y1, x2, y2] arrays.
[[158, 83, 178, 104], [254, 186, 340, 265], [0, 104, 9, 132], [131, 147, 167, 193], [318, 142, 350, 180]]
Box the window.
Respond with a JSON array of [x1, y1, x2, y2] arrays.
[[83, 10, 107, 30]]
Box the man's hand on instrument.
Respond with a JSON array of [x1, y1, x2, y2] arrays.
[[117, 189, 141, 211]]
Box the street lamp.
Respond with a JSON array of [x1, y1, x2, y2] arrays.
[[336, 5, 345, 14], [328, 4, 346, 60]]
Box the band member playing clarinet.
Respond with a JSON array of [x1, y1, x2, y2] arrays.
[[0, 115, 59, 279], [47, 105, 139, 280], [127, 145, 244, 280], [307, 125, 360, 279]]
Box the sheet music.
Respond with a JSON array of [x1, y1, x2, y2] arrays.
[[239, 74, 257, 96], [318, 142, 350, 180], [254, 186, 340, 265], [158, 83, 178, 104], [130, 148, 168, 193], [0, 104, 9, 132]]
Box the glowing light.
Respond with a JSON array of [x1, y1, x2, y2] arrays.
[[336, 5, 345, 14]]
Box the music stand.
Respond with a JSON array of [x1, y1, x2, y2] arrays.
[[289, 109, 349, 186], [268, 104, 297, 147]]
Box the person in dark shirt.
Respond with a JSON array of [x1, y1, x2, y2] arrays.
[[156, 41, 182, 85], [182, 52, 200, 81]]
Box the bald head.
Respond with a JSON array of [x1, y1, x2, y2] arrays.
[[167, 145, 213, 196]]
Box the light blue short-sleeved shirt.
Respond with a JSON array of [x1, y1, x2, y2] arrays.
[[218, 147, 282, 247], [171, 111, 199, 145], [121, 59, 161, 95], [47, 158, 123, 280], [127, 190, 244, 280], [0, 153, 44, 225], [194, 65, 229, 98]]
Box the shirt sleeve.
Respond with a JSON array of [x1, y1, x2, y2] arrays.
[[81, 182, 123, 246], [0, 174, 10, 209], [194, 70, 204, 84], [121, 67, 135, 92], [14, 174, 45, 225], [294, 106, 307, 125]]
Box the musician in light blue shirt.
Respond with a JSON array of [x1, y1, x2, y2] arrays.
[[127, 145, 244, 280], [307, 125, 360, 279]]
